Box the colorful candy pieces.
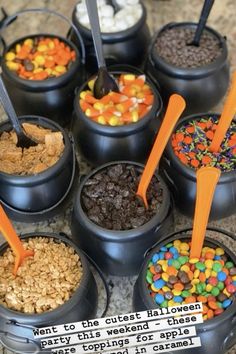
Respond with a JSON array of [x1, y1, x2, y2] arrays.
[[146, 239, 236, 321], [172, 116, 236, 172], [79, 74, 154, 126], [5, 37, 76, 81]]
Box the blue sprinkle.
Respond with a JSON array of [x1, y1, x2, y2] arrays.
[[173, 296, 183, 303], [155, 294, 165, 305], [152, 253, 159, 264], [222, 299, 232, 309]]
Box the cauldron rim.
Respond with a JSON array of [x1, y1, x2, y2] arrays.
[[71, 2, 147, 42], [0, 232, 92, 324], [150, 21, 228, 79], [137, 231, 236, 329], [74, 70, 163, 137], [165, 112, 236, 183], [1, 33, 81, 91], [73, 160, 171, 240]]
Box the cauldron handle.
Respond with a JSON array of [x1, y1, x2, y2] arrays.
[[223, 315, 236, 351], [79, 249, 110, 318], [0, 8, 86, 65], [0, 324, 41, 354]]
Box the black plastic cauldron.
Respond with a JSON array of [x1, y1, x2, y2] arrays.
[[71, 161, 174, 276], [146, 22, 230, 115], [161, 113, 236, 220], [133, 227, 236, 354], [72, 66, 163, 166], [0, 115, 77, 222], [0, 9, 86, 127], [70, 2, 151, 74], [0, 232, 98, 354]]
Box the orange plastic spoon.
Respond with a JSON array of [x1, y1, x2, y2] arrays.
[[189, 167, 221, 259], [209, 71, 236, 152], [136, 94, 186, 208], [0, 204, 34, 275]]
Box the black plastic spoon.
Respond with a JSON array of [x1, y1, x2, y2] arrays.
[[0, 75, 37, 148], [190, 0, 215, 46], [85, 0, 119, 99]]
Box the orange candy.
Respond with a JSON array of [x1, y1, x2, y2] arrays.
[[166, 266, 178, 276], [185, 296, 196, 304]]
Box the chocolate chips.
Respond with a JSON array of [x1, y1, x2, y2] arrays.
[[155, 26, 222, 68], [81, 164, 163, 230]]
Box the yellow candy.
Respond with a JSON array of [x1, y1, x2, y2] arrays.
[[206, 284, 213, 292], [162, 286, 170, 292], [189, 285, 196, 293], [109, 116, 119, 126], [132, 110, 139, 122], [6, 61, 19, 71], [192, 279, 200, 285], [168, 300, 175, 307], [88, 79, 95, 91], [189, 258, 199, 264], [223, 289, 230, 297], [181, 250, 189, 256], [5, 52, 16, 61], [33, 68, 43, 73], [45, 68, 52, 75], [123, 74, 135, 81], [161, 273, 169, 282], [150, 284, 158, 292], [181, 265, 190, 272], [55, 65, 66, 74], [97, 116, 106, 125], [211, 271, 217, 277], [215, 247, 224, 256], [16, 44, 21, 53], [180, 242, 189, 251], [35, 55, 45, 66], [80, 90, 90, 99], [193, 269, 200, 279], [232, 276, 236, 281], [24, 38, 33, 47], [51, 70, 60, 77], [94, 102, 104, 111], [162, 263, 168, 272], [205, 269, 211, 279], [38, 44, 48, 52], [32, 60, 39, 69], [205, 260, 213, 269], [173, 240, 181, 247], [158, 260, 165, 265], [172, 289, 181, 296], [48, 41, 55, 49]]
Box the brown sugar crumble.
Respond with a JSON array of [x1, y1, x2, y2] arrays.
[[0, 237, 83, 314], [0, 123, 65, 175]]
